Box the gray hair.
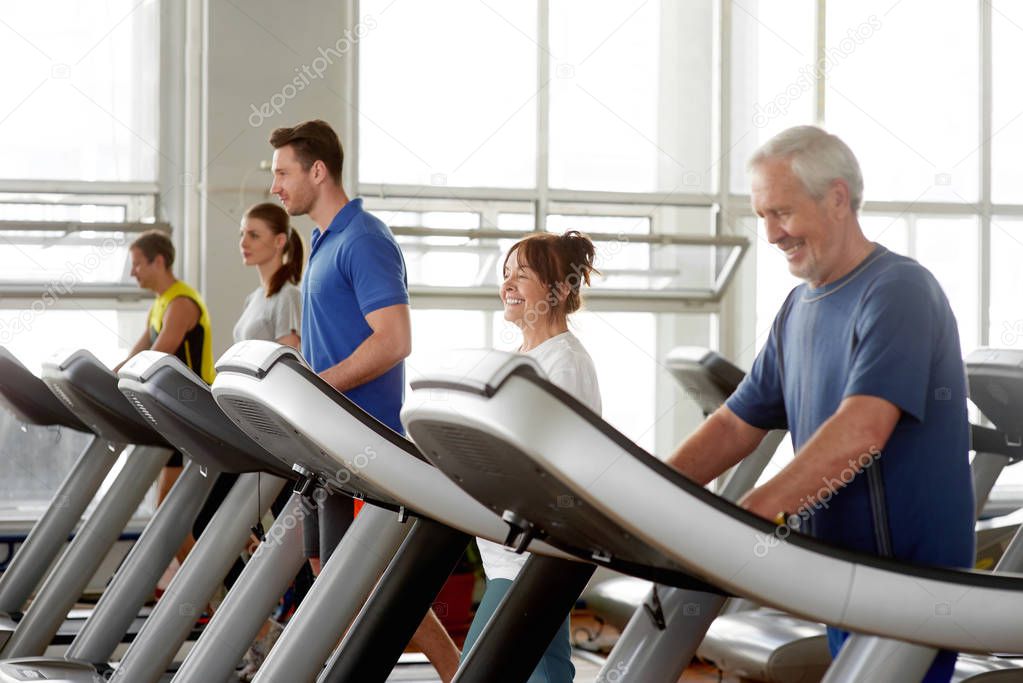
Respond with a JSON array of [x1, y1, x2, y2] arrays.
[[748, 126, 864, 212]]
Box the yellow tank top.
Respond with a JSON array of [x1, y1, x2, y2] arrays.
[[148, 280, 215, 384]]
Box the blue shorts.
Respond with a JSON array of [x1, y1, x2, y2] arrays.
[[461, 578, 574, 683], [828, 627, 957, 683]]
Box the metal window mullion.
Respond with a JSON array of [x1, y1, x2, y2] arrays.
[[816, 0, 827, 125], [0, 180, 160, 195], [907, 214, 917, 260], [348, 0, 361, 197], [190, 0, 208, 292], [980, 0, 993, 347], [729, 194, 1023, 216], [358, 182, 716, 207], [715, 0, 734, 361], [716, 0, 732, 227], [536, 0, 551, 232]]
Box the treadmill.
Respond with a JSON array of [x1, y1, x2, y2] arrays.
[[662, 347, 1023, 683], [0, 348, 123, 652], [667, 347, 831, 682], [579, 347, 797, 681], [692, 348, 1023, 683], [206, 341, 583, 683], [0, 350, 174, 661], [402, 350, 1023, 682], [0, 348, 308, 683], [106, 351, 301, 683]]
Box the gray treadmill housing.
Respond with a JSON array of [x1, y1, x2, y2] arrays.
[[967, 348, 1023, 431], [0, 658, 104, 683], [0, 347, 88, 431], [117, 351, 291, 477], [41, 349, 170, 447], [403, 350, 1023, 654], [697, 609, 830, 683], [407, 352, 724, 590], [213, 340, 404, 507], [211, 340, 572, 561]]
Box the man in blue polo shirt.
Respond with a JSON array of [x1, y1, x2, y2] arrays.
[[667, 126, 973, 683], [268, 119, 459, 682]]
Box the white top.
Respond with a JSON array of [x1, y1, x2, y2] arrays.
[[478, 331, 602, 581], [232, 282, 302, 344]]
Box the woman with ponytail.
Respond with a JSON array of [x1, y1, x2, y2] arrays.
[[460, 230, 603, 683], [234, 202, 304, 349], [232, 202, 306, 680]]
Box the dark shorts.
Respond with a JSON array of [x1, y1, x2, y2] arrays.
[[301, 492, 355, 560], [193, 472, 239, 538], [302, 504, 320, 559]]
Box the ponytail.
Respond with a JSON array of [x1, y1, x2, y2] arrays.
[[267, 227, 304, 297], [244, 202, 304, 298]]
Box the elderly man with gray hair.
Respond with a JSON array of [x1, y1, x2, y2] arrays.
[[667, 125, 973, 682]]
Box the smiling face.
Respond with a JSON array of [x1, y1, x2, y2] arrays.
[[239, 216, 284, 267], [270, 145, 317, 217], [500, 248, 552, 327], [751, 157, 848, 286]]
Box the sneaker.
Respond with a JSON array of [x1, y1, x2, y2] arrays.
[[236, 619, 283, 681]]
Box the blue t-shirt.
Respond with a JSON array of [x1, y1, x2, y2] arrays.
[[727, 245, 974, 570], [301, 198, 409, 434]]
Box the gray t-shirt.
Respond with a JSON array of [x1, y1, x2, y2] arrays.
[[232, 282, 302, 343]]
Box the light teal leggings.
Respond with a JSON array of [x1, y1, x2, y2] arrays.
[[460, 578, 575, 683]]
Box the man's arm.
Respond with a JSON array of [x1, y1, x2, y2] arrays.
[[275, 333, 301, 350], [150, 298, 201, 355], [319, 303, 411, 392], [666, 405, 770, 485], [738, 394, 900, 520], [113, 329, 153, 373]]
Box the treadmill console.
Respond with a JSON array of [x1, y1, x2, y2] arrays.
[[664, 346, 746, 415]]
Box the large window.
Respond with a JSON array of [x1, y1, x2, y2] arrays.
[[0, 2, 161, 519], [358, 1, 724, 453], [0, 1, 159, 182], [738, 1, 1021, 490]]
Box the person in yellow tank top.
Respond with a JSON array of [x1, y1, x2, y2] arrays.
[[114, 229, 215, 565], [115, 230, 214, 384]]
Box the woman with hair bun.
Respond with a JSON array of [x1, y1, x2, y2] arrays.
[[460, 230, 603, 682], [234, 202, 304, 348]]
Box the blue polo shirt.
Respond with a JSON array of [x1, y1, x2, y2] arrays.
[[727, 246, 974, 681], [301, 198, 409, 434]]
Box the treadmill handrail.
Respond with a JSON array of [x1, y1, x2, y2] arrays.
[[971, 423, 1023, 464], [0, 346, 89, 431], [117, 352, 292, 476], [216, 341, 427, 463], [43, 348, 171, 447], [424, 362, 1023, 593]]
